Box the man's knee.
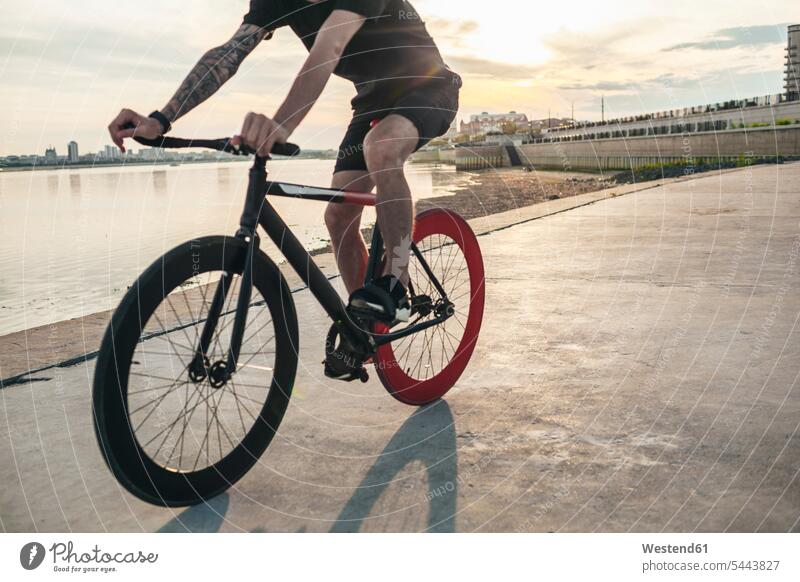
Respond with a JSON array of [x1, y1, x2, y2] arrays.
[[324, 203, 361, 241], [362, 115, 419, 177], [324, 203, 346, 234], [363, 140, 404, 176], [363, 125, 416, 176]]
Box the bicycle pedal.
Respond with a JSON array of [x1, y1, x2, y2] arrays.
[[324, 367, 358, 382], [324, 322, 372, 382], [323, 360, 368, 383]]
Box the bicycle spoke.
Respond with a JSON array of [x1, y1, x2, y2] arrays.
[[128, 373, 188, 416], [165, 295, 202, 361], [151, 311, 193, 363], [128, 381, 190, 396], [381, 226, 477, 381], [236, 334, 276, 370], [449, 287, 472, 304], [437, 237, 458, 288], [212, 390, 224, 461], [128, 267, 278, 474], [394, 328, 419, 368], [148, 332, 195, 355], [229, 380, 250, 436], [410, 327, 432, 379], [228, 383, 259, 422], [131, 376, 190, 431], [136, 350, 194, 359], [156, 382, 202, 464], [224, 390, 266, 407], [130, 371, 188, 384], [144, 379, 205, 454], [172, 383, 219, 468]]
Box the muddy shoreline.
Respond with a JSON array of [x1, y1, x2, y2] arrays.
[[312, 167, 614, 255]]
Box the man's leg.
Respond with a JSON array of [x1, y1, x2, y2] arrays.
[[362, 114, 420, 286], [324, 171, 374, 295]]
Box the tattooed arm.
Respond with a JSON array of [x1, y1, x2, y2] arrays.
[[108, 23, 268, 150], [161, 23, 268, 123]]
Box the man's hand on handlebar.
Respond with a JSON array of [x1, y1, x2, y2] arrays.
[[108, 109, 163, 152], [231, 112, 290, 158]]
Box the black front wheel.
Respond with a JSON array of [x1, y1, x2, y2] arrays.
[[93, 236, 298, 507]]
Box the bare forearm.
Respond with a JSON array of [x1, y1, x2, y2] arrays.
[[274, 10, 365, 133], [273, 54, 338, 133], [232, 10, 364, 156], [161, 24, 266, 123]]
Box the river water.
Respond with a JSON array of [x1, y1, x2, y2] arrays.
[[0, 159, 467, 336]]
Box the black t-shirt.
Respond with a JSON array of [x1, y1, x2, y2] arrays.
[[243, 0, 450, 104]]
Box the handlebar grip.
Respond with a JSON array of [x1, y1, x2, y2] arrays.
[[269, 142, 301, 157]]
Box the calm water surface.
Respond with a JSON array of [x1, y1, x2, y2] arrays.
[[0, 159, 468, 336]]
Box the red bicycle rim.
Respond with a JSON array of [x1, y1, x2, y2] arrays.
[[374, 209, 485, 405]]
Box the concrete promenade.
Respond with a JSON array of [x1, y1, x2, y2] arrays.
[[1, 163, 799, 532]]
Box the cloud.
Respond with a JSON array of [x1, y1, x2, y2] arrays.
[[665, 23, 789, 51], [426, 18, 479, 36], [424, 17, 479, 50], [559, 72, 710, 92], [447, 55, 539, 80], [0, 30, 192, 78], [448, 20, 661, 82], [559, 80, 643, 91]]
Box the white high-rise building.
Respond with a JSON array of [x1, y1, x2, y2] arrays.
[[103, 145, 121, 160], [67, 141, 79, 163]]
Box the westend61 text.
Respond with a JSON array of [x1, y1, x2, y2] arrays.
[[643, 543, 708, 554], [49, 541, 159, 565]]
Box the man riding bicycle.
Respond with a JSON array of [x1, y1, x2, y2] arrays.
[[108, 0, 461, 323]]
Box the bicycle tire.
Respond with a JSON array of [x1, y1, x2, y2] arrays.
[[373, 209, 485, 405], [92, 236, 298, 507]]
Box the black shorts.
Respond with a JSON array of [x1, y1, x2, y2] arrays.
[[334, 74, 462, 174]]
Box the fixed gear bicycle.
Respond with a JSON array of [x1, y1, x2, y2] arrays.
[[92, 131, 485, 507]]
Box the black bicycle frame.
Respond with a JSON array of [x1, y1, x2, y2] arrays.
[[192, 155, 454, 380]]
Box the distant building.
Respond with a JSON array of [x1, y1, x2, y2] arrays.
[[44, 146, 57, 164], [786, 24, 800, 100], [139, 147, 165, 161], [538, 93, 799, 144], [530, 118, 574, 132], [460, 111, 530, 137], [534, 24, 800, 146], [444, 117, 459, 138], [67, 141, 79, 163], [103, 145, 121, 160]]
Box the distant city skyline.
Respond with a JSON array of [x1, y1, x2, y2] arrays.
[[1, 0, 798, 155], [0, 110, 575, 160]]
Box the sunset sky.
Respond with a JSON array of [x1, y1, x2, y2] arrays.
[[1, 0, 797, 155]]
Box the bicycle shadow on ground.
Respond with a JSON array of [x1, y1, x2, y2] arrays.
[[330, 400, 458, 532], [156, 492, 230, 533]]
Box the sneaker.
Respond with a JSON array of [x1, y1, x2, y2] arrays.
[[348, 275, 411, 323]]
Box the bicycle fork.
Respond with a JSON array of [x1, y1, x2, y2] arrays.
[[188, 158, 268, 387]]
